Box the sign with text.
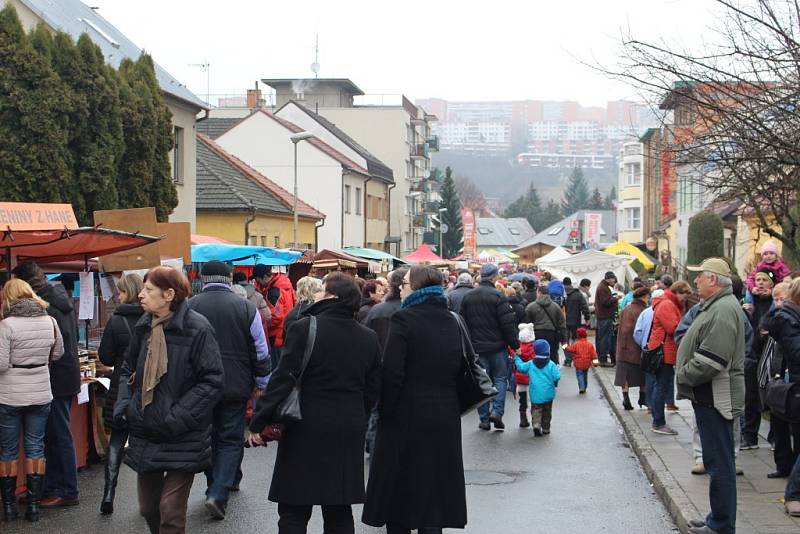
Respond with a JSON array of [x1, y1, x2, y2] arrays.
[[461, 208, 476, 259], [0, 203, 78, 231], [585, 212, 603, 248]]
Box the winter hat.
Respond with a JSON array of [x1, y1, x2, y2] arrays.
[[755, 269, 776, 287], [518, 323, 535, 343], [457, 273, 472, 285], [533, 339, 550, 358], [480, 263, 499, 280], [651, 288, 665, 299], [201, 260, 232, 285], [760, 241, 780, 256], [576, 327, 588, 339], [659, 274, 674, 287]]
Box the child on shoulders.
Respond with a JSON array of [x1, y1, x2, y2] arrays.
[[745, 241, 791, 303]]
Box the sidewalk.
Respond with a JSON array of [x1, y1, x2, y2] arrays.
[[594, 365, 800, 534]]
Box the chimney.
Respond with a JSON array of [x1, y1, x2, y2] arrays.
[[247, 89, 262, 109]]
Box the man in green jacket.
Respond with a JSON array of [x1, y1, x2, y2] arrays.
[[677, 258, 745, 534]]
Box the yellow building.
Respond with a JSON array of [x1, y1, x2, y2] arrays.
[[196, 135, 324, 248]]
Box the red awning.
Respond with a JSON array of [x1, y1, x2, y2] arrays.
[[1, 227, 160, 266], [403, 244, 444, 264]]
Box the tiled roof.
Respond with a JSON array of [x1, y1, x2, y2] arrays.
[[19, 0, 208, 110], [277, 101, 394, 183], [513, 210, 617, 251], [197, 117, 244, 140], [475, 218, 536, 247], [196, 134, 324, 220]]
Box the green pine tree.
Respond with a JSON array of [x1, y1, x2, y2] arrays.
[[604, 186, 617, 210], [504, 182, 543, 230], [541, 199, 563, 229], [687, 211, 724, 283], [433, 166, 464, 259], [561, 167, 590, 216], [0, 6, 72, 205], [587, 186, 605, 209]]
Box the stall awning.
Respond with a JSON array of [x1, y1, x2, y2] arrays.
[[341, 246, 407, 265], [191, 244, 302, 266], [403, 244, 444, 264], [603, 240, 656, 270]]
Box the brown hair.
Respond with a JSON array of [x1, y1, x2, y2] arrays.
[[2, 278, 48, 314], [144, 266, 191, 311], [11, 261, 49, 293], [787, 278, 800, 305], [409, 265, 443, 290], [633, 286, 651, 300], [116, 273, 143, 304], [671, 280, 692, 295], [322, 272, 360, 311]]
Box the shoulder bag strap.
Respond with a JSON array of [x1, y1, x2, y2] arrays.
[[121, 314, 134, 339], [48, 317, 58, 361], [451, 311, 474, 364], [534, 302, 559, 332], [296, 316, 317, 381]]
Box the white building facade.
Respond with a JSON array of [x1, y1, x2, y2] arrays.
[[617, 141, 644, 243]]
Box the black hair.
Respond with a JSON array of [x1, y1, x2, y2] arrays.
[[388, 268, 409, 300], [232, 271, 247, 284], [563, 277, 572, 286], [323, 272, 361, 312], [579, 278, 591, 288]]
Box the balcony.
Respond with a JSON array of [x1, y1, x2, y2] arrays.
[[412, 214, 429, 228], [409, 181, 427, 193], [427, 135, 440, 151], [410, 142, 429, 159]]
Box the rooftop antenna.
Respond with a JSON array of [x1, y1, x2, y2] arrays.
[[310, 34, 320, 79], [188, 59, 210, 106]]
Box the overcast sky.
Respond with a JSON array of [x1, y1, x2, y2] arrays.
[[88, 0, 719, 108]]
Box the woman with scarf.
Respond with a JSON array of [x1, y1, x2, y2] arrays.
[[247, 272, 381, 533], [363, 265, 467, 534], [114, 266, 223, 534]]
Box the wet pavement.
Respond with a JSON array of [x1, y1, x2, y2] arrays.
[[5, 368, 676, 533]]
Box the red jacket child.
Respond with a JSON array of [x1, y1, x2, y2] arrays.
[[565, 328, 597, 371], [514, 323, 536, 386]]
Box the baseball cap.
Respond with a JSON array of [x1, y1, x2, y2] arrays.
[[686, 257, 731, 277]]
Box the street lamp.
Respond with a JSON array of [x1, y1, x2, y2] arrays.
[[290, 131, 315, 248], [438, 207, 447, 257]]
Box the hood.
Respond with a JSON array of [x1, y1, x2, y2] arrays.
[[38, 283, 73, 315], [6, 298, 47, 318], [536, 295, 553, 306], [305, 297, 356, 319], [114, 302, 145, 317], [566, 286, 579, 296]]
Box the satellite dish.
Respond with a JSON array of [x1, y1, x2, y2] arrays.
[[440, 223, 449, 234], [311, 62, 320, 75]]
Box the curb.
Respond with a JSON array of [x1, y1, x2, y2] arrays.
[[593, 367, 700, 534]]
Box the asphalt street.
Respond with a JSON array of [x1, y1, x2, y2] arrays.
[[5, 369, 676, 533]]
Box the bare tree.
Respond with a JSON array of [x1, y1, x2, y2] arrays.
[[453, 176, 489, 215], [601, 0, 800, 264]]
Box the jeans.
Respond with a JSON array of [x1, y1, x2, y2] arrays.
[[506, 355, 516, 392], [576, 369, 588, 392], [205, 400, 247, 503], [650, 364, 674, 428], [787, 444, 800, 501], [693, 413, 741, 463], [42, 396, 79, 499], [138, 471, 195, 534], [742, 362, 761, 445], [694, 402, 737, 534], [0, 403, 50, 460], [645, 372, 657, 409], [277, 503, 354, 534], [477, 350, 508, 422], [595, 319, 614, 362]]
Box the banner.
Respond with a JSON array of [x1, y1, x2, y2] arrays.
[[0, 202, 77, 231], [461, 208, 476, 259], [585, 212, 602, 248]]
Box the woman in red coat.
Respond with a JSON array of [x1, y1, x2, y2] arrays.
[[647, 289, 688, 435]]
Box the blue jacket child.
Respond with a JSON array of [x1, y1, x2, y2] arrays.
[[514, 339, 561, 405]]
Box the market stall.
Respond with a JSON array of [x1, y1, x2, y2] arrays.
[[603, 240, 657, 271], [311, 249, 370, 277], [536, 248, 637, 298], [341, 246, 407, 273], [403, 244, 446, 265]]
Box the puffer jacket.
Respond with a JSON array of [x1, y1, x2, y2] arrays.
[[507, 294, 526, 324], [525, 295, 567, 342], [565, 286, 589, 327], [513, 355, 561, 404], [514, 341, 535, 385], [565, 339, 596, 371], [98, 302, 144, 428], [0, 299, 64, 406], [115, 300, 224, 474], [37, 283, 80, 398], [648, 295, 681, 365], [459, 282, 519, 353], [446, 283, 473, 313], [768, 301, 800, 384]]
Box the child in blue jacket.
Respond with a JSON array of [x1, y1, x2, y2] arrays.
[[514, 339, 561, 436]]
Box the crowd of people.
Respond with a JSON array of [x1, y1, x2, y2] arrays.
[[0, 240, 799, 533]]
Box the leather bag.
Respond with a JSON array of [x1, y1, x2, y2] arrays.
[[765, 380, 800, 423], [451, 312, 498, 415], [274, 315, 317, 422]]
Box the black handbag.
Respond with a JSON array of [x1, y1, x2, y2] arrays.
[[451, 312, 498, 415], [765, 380, 800, 423], [639, 316, 663, 374], [274, 316, 317, 422]]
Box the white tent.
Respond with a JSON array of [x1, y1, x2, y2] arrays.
[[534, 246, 572, 266], [536, 249, 636, 297]]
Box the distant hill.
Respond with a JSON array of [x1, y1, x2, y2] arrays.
[[432, 151, 617, 206]]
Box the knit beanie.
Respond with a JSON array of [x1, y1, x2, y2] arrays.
[[518, 323, 535, 343], [534, 339, 550, 358], [201, 260, 232, 285], [480, 263, 499, 280], [755, 269, 776, 287], [760, 241, 779, 256], [576, 327, 588, 339]]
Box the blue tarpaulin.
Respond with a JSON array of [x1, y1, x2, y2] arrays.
[[190, 244, 302, 266]]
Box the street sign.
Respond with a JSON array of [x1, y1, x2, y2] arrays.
[[440, 223, 449, 234]]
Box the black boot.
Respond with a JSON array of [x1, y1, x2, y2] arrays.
[[0, 465, 18, 522], [622, 392, 634, 411], [638, 391, 647, 409], [519, 410, 530, 428], [24, 458, 45, 522], [101, 430, 127, 514]]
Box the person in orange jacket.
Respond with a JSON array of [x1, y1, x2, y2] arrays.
[[253, 264, 297, 370], [564, 327, 597, 394]]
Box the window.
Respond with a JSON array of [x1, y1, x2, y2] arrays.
[[344, 185, 352, 214], [509, 228, 520, 235], [547, 226, 564, 236], [625, 207, 641, 230], [172, 127, 184, 184], [260, 236, 267, 247], [371, 196, 379, 219], [355, 187, 362, 215], [626, 163, 641, 186]]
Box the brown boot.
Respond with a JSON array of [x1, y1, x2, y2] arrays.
[[0, 460, 19, 522], [24, 459, 45, 522]]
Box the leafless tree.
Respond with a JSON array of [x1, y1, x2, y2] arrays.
[[453, 176, 489, 215], [601, 0, 800, 264]]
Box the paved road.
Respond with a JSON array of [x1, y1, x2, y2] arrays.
[[5, 369, 676, 533]]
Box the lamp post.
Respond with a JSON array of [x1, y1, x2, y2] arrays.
[[438, 207, 447, 257], [290, 131, 315, 248]]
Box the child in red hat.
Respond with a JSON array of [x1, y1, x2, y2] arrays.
[[564, 327, 597, 394]]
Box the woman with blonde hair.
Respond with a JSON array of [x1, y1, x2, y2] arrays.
[[97, 273, 144, 514], [284, 276, 322, 340], [0, 279, 64, 522]]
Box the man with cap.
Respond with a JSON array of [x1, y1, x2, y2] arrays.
[[676, 258, 745, 534], [252, 264, 297, 370], [446, 272, 475, 313], [187, 261, 270, 519], [459, 263, 520, 430], [594, 271, 620, 367]]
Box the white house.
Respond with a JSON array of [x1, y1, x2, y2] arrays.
[[617, 141, 644, 243]]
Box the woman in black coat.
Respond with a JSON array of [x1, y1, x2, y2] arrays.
[[97, 273, 144, 514], [248, 272, 381, 533], [363, 265, 467, 534], [115, 267, 223, 534]]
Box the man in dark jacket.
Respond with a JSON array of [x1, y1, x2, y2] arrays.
[[595, 271, 619, 366], [446, 272, 474, 313], [187, 261, 270, 519], [564, 277, 590, 366], [522, 277, 539, 305], [525, 285, 568, 365], [459, 263, 519, 431]]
